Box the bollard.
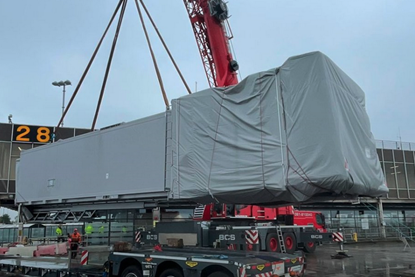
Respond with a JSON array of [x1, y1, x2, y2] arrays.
[[353, 232, 358, 242], [331, 228, 352, 259]]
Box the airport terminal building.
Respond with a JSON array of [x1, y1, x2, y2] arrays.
[[0, 122, 90, 205], [0, 122, 414, 242]]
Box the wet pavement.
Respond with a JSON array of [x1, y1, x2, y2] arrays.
[[305, 241, 415, 276]]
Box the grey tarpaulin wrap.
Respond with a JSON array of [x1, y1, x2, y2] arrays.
[[170, 51, 388, 205]]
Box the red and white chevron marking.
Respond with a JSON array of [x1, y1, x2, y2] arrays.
[[135, 231, 141, 243], [80, 250, 89, 265], [333, 232, 344, 242], [255, 272, 272, 277], [245, 230, 259, 244], [239, 267, 247, 277]]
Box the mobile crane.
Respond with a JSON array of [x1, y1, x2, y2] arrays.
[[182, 0, 328, 254], [192, 204, 327, 252], [5, 1, 308, 277]]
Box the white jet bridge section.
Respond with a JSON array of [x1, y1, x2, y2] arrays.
[[16, 52, 387, 223]]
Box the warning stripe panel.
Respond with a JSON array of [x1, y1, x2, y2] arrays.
[[333, 232, 344, 242], [81, 250, 89, 265], [245, 230, 259, 244], [135, 231, 141, 242], [239, 267, 247, 277]]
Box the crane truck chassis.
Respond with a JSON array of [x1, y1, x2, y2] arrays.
[[0, 217, 328, 277], [0, 207, 338, 277], [0, 232, 307, 277], [0, 251, 305, 277], [109, 219, 337, 277], [192, 204, 328, 253], [152, 219, 332, 254], [108, 220, 336, 277]]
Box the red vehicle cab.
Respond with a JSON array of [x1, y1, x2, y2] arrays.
[[294, 211, 327, 233]]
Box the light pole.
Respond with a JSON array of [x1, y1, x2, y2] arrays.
[[52, 80, 71, 127]]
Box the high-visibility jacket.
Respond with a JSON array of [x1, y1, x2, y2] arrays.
[[56, 227, 63, 236], [85, 225, 94, 234], [71, 232, 82, 243]]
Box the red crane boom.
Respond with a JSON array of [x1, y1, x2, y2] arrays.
[[183, 0, 239, 87]]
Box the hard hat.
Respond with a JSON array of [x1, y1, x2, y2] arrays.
[[74, 228, 78, 231]]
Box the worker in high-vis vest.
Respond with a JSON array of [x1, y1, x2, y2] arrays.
[[56, 225, 64, 242], [84, 224, 94, 246], [85, 224, 94, 235]]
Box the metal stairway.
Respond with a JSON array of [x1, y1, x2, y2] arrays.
[[362, 201, 414, 242]]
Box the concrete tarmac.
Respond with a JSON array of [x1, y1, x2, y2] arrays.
[[305, 241, 415, 276]]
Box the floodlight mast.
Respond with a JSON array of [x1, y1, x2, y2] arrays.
[[52, 80, 72, 127]]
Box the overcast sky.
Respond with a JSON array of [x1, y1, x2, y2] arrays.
[[1, 0, 414, 145]]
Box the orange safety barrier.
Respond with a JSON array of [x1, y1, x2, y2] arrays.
[[33, 244, 56, 257]]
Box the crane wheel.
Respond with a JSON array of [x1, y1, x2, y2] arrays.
[[283, 233, 297, 254], [303, 241, 317, 253], [265, 233, 280, 252], [207, 271, 232, 277], [121, 266, 142, 277], [159, 268, 184, 277]]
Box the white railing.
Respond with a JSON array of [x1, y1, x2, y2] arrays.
[[376, 139, 415, 151]]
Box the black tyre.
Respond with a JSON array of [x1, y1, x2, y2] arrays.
[[208, 271, 232, 277], [283, 233, 297, 254], [121, 266, 142, 277], [303, 241, 317, 253], [265, 233, 280, 252], [159, 268, 184, 277]]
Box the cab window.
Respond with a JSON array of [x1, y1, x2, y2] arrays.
[[315, 213, 325, 226]]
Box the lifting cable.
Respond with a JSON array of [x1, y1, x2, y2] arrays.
[[56, 0, 124, 130], [138, 0, 192, 95], [91, 0, 129, 130], [134, 0, 169, 109], [57, 0, 192, 130]]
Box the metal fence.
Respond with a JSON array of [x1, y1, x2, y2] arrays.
[[376, 139, 415, 151], [328, 226, 415, 242]]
